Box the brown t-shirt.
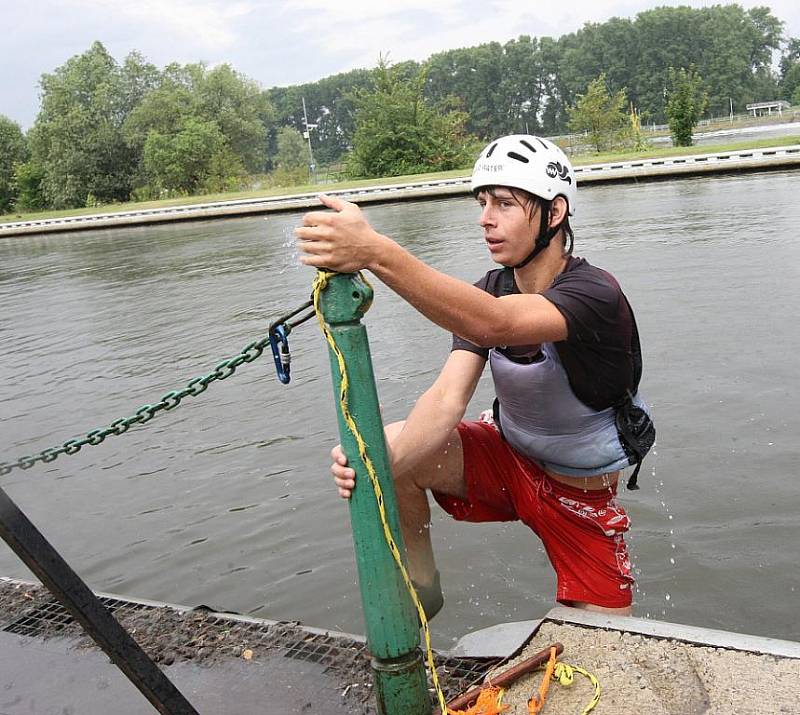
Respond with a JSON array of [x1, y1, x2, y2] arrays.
[[451, 256, 637, 411]]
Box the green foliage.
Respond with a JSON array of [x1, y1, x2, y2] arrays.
[[782, 64, 800, 102], [275, 126, 308, 170], [665, 66, 709, 146], [12, 161, 46, 211], [267, 68, 374, 166], [28, 43, 272, 209], [567, 73, 629, 152], [125, 61, 272, 187], [0, 115, 28, 212], [268, 126, 310, 186], [29, 41, 141, 208], [780, 38, 800, 101], [347, 59, 473, 179], [628, 104, 649, 152], [263, 5, 785, 156], [142, 117, 245, 195]]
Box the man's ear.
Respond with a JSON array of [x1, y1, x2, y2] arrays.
[[549, 196, 568, 228]]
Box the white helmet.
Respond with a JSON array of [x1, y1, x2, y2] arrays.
[[470, 135, 576, 215]]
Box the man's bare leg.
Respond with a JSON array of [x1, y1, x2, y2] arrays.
[[384, 421, 467, 590], [568, 601, 633, 616]]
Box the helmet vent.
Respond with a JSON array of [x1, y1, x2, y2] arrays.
[[486, 142, 498, 157], [507, 151, 529, 164], [537, 138, 549, 149], [519, 139, 537, 153]]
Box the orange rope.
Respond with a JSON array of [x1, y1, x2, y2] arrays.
[[527, 647, 558, 714], [448, 685, 509, 715]]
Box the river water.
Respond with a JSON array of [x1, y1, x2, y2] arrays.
[[1, 170, 799, 646]]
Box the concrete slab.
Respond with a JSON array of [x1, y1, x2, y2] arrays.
[[544, 606, 800, 659], [0, 631, 363, 715], [449, 620, 541, 659]]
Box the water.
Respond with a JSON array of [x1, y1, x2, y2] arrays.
[[1, 170, 799, 645]]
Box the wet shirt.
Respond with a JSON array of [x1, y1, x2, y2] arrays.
[[451, 256, 649, 476]]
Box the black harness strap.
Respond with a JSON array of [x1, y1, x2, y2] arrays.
[[494, 267, 654, 490]]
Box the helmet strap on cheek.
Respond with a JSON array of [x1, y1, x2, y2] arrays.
[[514, 200, 558, 270]]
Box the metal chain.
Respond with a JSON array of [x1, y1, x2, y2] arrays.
[[1, 336, 272, 477]]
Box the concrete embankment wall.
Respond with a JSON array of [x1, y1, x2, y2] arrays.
[[2, 145, 799, 238]]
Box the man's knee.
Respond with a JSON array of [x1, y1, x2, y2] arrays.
[[384, 420, 405, 443]]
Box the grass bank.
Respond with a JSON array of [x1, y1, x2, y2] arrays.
[[3, 134, 799, 225]]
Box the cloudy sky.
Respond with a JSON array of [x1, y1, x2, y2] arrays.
[[3, 0, 798, 129]]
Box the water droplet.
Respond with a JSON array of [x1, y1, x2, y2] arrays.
[[669, 557, 675, 565]]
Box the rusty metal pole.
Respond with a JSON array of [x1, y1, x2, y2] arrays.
[[318, 272, 431, 715]]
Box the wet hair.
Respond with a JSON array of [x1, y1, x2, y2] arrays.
[[474, 185, 574, 255]]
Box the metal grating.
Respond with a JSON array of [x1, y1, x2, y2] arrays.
[[1, 595, 156, 636], [0, 587, 502, 704], [283, 632, 362, 665]]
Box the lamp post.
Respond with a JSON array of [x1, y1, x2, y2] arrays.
[[302, 97, 317, 183]]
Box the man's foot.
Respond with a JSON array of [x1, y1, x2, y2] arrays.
[[412, 570, 444, 621]]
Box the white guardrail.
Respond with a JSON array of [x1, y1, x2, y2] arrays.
[[2, 145, 799, 237]]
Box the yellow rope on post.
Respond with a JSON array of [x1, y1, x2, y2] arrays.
[[312, 270, 448, 715]]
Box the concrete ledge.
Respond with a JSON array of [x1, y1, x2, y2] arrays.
[[543, 605, 800, 660], [2, 145, 799, 238], [447, 605, 800, 660]]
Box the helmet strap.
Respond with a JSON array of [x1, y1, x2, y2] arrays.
[[514, 201, 557, 270]]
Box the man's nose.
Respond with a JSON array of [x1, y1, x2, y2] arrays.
[[479, 205, 494, 226]]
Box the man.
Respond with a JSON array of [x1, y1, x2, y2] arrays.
[[296, 135, 652, 618]]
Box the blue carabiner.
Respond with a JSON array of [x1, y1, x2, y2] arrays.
[[269, 323, 292, 384]]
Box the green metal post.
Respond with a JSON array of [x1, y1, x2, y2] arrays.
[[318, 272, 432, 715]]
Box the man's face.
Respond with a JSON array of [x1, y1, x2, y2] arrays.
[[476, 187, 538, 267]]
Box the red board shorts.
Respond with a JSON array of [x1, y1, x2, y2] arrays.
[[432, 420, 634, 608]]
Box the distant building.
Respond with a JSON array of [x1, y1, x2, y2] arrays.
[[745, 101, 791, 117]]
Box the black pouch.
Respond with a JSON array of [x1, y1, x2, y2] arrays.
[[615, 398, 656, 490]]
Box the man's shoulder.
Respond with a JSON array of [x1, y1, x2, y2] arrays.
[[553, 256, 622, 297]]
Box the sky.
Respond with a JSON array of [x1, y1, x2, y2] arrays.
[[2, 0, 799, 129]]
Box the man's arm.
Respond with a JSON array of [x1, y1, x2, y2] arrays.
[[331, 349, 485, 498], [296, 195, 567, 347], [390, 349, 486, 477]]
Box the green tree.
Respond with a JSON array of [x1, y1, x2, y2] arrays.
[[29, 41, 143, 208], [780, 38, 800, 101], [0, 115, 28, 212], [567, 73, 629, 151], [665, 66, 709, 146], [125, 61, 272, 191], [347, 59, 473, 178], [275, 126, 308, 170], [268, 126, 309, 187], [12, 160, 46, 211], [142, 117, 244, 195], [195, 64, 272, 172]]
